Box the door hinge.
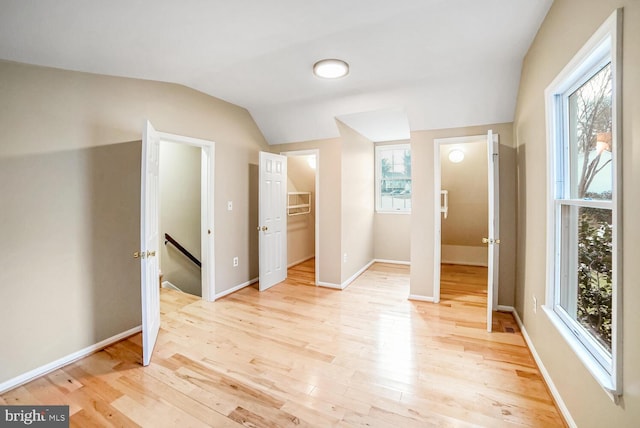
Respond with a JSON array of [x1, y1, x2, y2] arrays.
[[133, 251, 156, 259]]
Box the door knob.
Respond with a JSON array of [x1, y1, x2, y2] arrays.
[[261, 226, 268, 231], [482, 237, 489, 244], [146, 250, 156, 257]]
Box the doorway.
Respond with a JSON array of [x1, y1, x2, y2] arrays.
[[282, 150, 320, 286], [158, 141, 203, 297], [140, 121, 215, 366], [433, 132, 499, 331]]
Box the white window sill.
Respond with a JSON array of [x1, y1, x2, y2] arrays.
[[542, 305, 621, 402], [375, 210, 411, 215]]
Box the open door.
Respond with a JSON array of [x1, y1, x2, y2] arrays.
[[140, 120, 161, 365], [258, 152, 287, 291], [485, 130, 500, 332]]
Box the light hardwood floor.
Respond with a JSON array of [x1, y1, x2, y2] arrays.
[[1, 262, 566, 427]]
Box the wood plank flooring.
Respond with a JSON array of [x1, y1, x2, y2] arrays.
[[1, 262, 566, 427]]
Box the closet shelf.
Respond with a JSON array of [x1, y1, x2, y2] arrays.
[[288, 192, 311, 216]]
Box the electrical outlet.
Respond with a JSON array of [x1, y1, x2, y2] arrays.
[[233, 256, 239, 267], [343, 253, 347, 263], [227, 201, 233, 211], [533, 295, 537, 314]]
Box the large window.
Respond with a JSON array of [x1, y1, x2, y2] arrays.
[[545, 10, 621, 397], [375, 144, 411, 213]]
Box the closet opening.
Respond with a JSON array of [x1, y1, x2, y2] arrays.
[[433, 132, 500, 331], [282, 150, 319, 286]]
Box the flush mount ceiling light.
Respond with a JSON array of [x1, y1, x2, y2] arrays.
[[313, 59, 349, 79], [448, 149, 465, 163]]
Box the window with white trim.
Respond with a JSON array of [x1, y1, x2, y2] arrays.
[[544, 9, 621, 397], [375, 144, 411, 213]]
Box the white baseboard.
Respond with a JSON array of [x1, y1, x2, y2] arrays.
[[317, 260, 407, 290], [161, 280, 183, 293], [441, 260, 488, 267], [0, 325, 142, 395], [373, 258, 410, 265], [215, 277, 258, 300], [496, 304, 515, 312], [317, 281, 342, 289], [505, 308, 576, 428], [408, 294, 435, 302], [441, 245, 488, 267], [341, 259, 375, 290], [287, 255, 315, 268]]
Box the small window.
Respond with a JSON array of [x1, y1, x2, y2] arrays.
[[375, 144, 411, 213], [544, 9, 621, 398]]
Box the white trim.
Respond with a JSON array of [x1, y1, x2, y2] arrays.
[[214, 277, 258, 300], [507, 308, 577, 428], [543, 306, 618, 401], [161, 281, 184, 293], [287, 255, 315, 269], [543, 8, 622, 396], [317, 281, 342, 289], [281, 149, 321, 286], [441, 260, 488, 267], [496, 305, 515, 312], [375, 143, 412, 214], [341, 259, 375, 290], [373, 258, 410, 265], [0, 326, 142, 395], [408, 294, 434, 303]]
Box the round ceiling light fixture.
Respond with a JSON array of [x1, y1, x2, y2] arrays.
[[313, 59, 349, 79], [448, 149, 465, 163]]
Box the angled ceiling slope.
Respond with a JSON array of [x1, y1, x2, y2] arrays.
[[0, 0, 553, 144]]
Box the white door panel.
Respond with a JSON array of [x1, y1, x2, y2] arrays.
[[486, 130, 500, 332], [141, 120, 161, 365], [259, 152, 287, 291]]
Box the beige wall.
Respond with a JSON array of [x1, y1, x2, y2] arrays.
[[440, 140, 488, 247], [273, 138, 342, 285], [513, 1, 640, 426], [337, 121, 374, 283], [159, 141, 201, 296], [286, 155, 316, 266], [0, 60, 269, 385], [374, 214, 411, 262], [440, 139, 488, 266], [410, 122, 516, 307]]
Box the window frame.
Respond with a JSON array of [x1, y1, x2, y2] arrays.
[[544, 9, 622, 399], [375, 143, 412, 214]]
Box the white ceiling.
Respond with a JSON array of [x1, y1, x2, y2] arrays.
[[0, 0, 552, 144]]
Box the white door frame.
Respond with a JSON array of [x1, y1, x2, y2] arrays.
[[155, 131, 216, 302], [281, 149, 320, 286], [432, 134, 497, 304]]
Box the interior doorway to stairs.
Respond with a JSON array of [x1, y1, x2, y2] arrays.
[[282, 150, 320, 286], [159, 141, 203, 297], [153, 130, 215, 302]]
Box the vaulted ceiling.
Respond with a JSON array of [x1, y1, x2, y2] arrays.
[[0, 0, 553, 144]]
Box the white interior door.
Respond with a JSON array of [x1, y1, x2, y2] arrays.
[[258, 152, 287, 291], [141, 120, 161, 365], [486, 130, 500, 332]]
